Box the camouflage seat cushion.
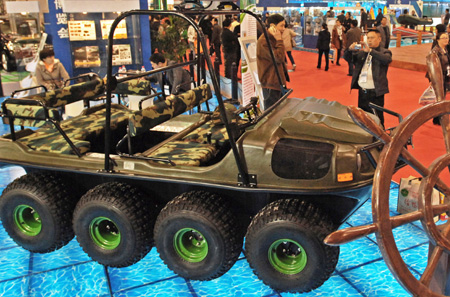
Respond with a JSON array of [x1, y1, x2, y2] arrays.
[[114, 78, 152, 95], [25, 76, 105, 107], [17, 128, 91, 155], [129, 84, 212, 137], [2, 103, 62, 128], [147, 140, 217, 166], [182, 103, 245, 147], [18, 105, 131, 155]]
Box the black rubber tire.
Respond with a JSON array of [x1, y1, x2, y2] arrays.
[[0, 173, 77, 253], [73, 182, 157, 267], [245, 199, 340, 293], [154, 191, 243, 280]]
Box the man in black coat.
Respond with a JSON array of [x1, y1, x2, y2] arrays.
[[211, 18, 222, 64], [349, 29, 392, 126], [360, 8, 368, 32], [377, 17, 391, 49], [375, 8, 383, 27], [222, 18, 239, 79]]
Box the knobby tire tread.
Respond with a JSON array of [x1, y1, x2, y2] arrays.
[[245, 199, 339, 293], [155, 190, 242, 280], [0, 173, 77, 253]]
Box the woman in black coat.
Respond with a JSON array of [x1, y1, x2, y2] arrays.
[[316, 23, 331, 71]]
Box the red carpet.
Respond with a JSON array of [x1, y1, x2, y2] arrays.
[[285, 50, 447, 183]]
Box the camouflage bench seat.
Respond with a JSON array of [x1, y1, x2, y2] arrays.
[[181, 103, 244, 147], [2, 74, 105, 129], [146, 103, 246, 166], [18, 104, 130, 154]]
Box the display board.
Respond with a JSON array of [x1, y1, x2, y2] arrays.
[[73, 46, 101, 68], [68, 21, 96, 41], [111, 44, 132, 65], [100, 20, 127, 39]]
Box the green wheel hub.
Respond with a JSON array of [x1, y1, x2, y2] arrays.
[[13, 204, 42, 236], [173, 228, 208, 262], [89, 217, 121, 250], [268, 239, 307, 275]]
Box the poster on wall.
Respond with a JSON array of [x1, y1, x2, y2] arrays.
[[68, 20, 96, 41], [110, 44, 132, 65], [100, 20, 127, 39], [73, 46, 101, 68]]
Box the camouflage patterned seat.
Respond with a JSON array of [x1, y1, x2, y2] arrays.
[[182, 103, 245, 147], [128, 83, 212, 137], [2, 75, 105, 129], [147, 141, 217, 166], [114, 78, 152, 95], [18, 105, 130, 155]]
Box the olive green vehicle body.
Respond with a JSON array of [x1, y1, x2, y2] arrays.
[[0, 90, 378, 225]]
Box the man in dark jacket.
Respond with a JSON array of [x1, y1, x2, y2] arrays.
[[211, 18, 222, 64], [344, 20, 361, 76], [222, 18, 239, 79], [445, 9, 450, 26], [360, 8, 368, 32], [375, 8, 383, 26], [349, 29, 392, 126], [377, 17, 391, 49], [149, 53, 191, 95]]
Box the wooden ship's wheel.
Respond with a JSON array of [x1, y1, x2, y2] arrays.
[[324, 52, 450, 296]]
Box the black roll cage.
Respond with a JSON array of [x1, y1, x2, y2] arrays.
[[104, 8, 291, 187]]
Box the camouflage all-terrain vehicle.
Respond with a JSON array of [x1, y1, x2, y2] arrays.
[[0, 7, 386, 294]]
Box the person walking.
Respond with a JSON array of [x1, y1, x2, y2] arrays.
[[257, 14, 287, 109], [282, 25, 297, 71], [444, 9, 450, 27], [377, 16, 391, 49], [316, 23, 331, 71], [222, 18, 239, 79], [360, 8, 368, 32], [337, 11, 346, 24], [375, 8, 383, 27], [344, 20, 362, 76], [343, 12, 353, 32], [331, 19, 346, 66], [211, 18, 222, 64], [349, 29, 392, 126]]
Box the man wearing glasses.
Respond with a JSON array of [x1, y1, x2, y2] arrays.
[[349, 29, 392, 126]]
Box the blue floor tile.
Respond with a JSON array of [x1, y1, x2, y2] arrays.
[[31, 239, 92, 273], [112, 276, 190, 297], [0, 247, 30, 281], [28, 262, 109, 297], [108, 248, 176, 292], [340, 260, 410, 297]]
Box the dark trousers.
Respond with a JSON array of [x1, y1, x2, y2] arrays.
[[344, 50, 354, 75], [213, 42, 222, 63], [336, 48, 342, 64], [317, 49, 329, 69], [263, 88, 282, 110], [286, 51, 295, 66], [224, 51, 237, 79], [358, 88, 385, 126]]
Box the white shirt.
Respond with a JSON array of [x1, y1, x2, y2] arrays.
[[358, 53, 375, 89]]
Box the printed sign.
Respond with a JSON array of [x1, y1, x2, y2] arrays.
[[100, 20, 127, 39], [68, 20, 96, 41], [111, 44, 132, 65], [73, 46, 101, 68]]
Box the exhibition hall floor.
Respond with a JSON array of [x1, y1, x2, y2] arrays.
[[0, 49, 442, 296]]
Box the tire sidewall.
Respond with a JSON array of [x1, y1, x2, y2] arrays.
[[73, 202, 137, 266], [155, 212, 226, 280], [0, 189, 57, 251], [247, 221, 326, 292]]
